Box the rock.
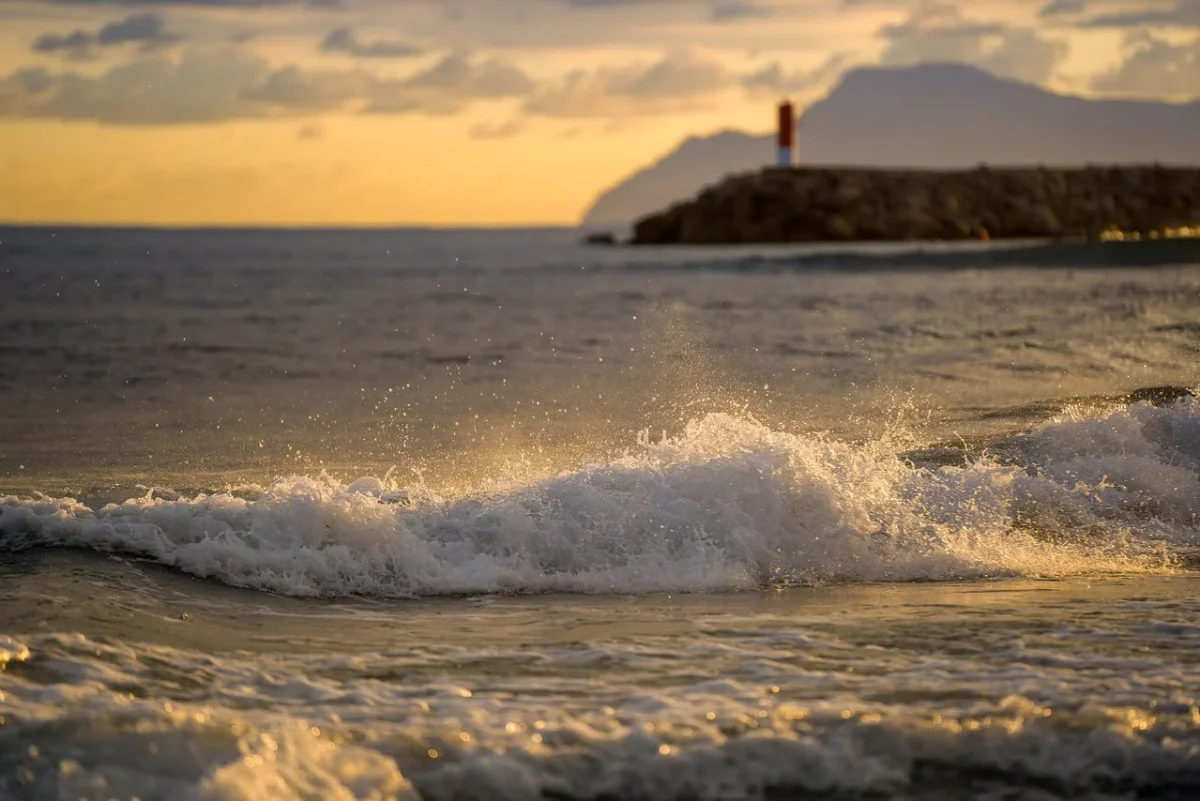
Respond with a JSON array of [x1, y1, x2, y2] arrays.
[[629, 166, 1200, 245], [583, 231, 618, 246], [826, 214, 855, 240]]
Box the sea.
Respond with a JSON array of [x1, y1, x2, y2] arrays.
[[2, 225, 1200, 800]]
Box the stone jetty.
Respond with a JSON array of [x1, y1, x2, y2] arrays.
[[630, 166, 1200, 245]]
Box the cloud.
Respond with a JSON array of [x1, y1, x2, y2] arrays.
[[880, 4, 1006, 46], [0, 48, 367, 124], [321, 27, 422, 59], [742, 53, 852, 97], [48, 0, 339, 6], [1038, 0, 1087, 17], [838, 0, 923, 6], [711, 1, 778, 22], [878, 4, 1068, 83], [1076, 1, 1200, 29], [2, 50, 262, 123], [0, 44, 542, 124], [468, 118, 526, 139], [1091, 32, 1200, 98], [523, 51, 732, 118], [563, 0, 789, 24], [32, 12, 182, 59], [364, 52, 534, 114], [242, 63, 368, 110], [31, 31, 92, 59], [97, 12, 181, 45], [564, 0, 668, 6]]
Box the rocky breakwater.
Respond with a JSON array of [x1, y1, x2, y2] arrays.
[[630, 166, 1200, 245]]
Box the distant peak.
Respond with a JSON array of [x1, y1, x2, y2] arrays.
[[844, 62, 997, 78], [834, 62, 1016, 89]]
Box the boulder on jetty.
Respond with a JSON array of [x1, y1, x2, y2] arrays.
[[582, 231, 619, 246], [630, 165, 1200, 245]]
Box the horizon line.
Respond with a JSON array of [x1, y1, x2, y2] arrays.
[[0, 221, 614, 232]]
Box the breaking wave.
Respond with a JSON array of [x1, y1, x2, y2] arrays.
[[3, 397, 1200, 598]]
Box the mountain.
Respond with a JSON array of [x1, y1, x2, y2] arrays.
[[580, 63, 1200, 227], [581, 130, 769, 231]]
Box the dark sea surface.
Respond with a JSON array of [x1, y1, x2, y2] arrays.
[[2, 226, 1200, 800]]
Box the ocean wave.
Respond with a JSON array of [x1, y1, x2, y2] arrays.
[[2, 632, 1198, 801], [3, 399, 1199, 598]]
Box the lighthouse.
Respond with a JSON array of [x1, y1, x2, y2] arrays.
[[777, 99, 795, 167]]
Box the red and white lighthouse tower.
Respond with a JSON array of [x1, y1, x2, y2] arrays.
[[777, 99, 795, 167]]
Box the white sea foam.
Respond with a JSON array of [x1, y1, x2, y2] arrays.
[[0, 635, 30, 667], [2, 629, 1199, 801], [3, 401, 1198, 598]]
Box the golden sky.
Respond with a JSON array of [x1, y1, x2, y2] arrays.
[[1, 0, 1196, 226]]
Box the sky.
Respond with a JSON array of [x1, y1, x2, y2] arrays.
[[1, 0, 1198, 226]]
